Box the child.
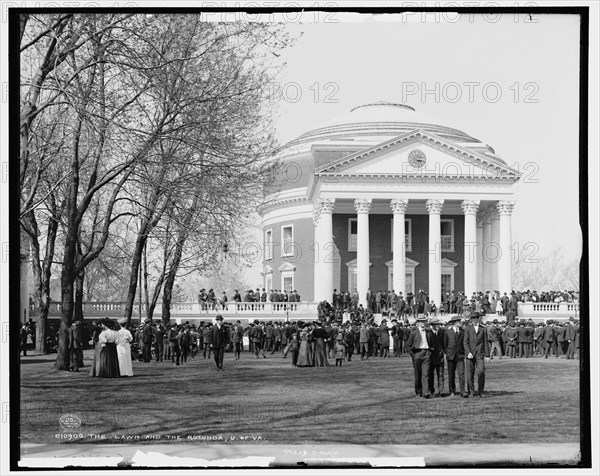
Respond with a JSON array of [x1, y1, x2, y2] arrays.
[[288, 333, 300, 367], [334, 335, 346, 367]]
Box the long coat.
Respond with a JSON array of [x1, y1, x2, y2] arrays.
[[211, 323, 230, 349], [379, 325, 390, 347], [463, 324, 490, 359]]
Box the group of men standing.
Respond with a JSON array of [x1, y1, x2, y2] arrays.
[[405, 313, 580, 399]]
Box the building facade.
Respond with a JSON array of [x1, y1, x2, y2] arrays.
[[258, 103, 520, 307]]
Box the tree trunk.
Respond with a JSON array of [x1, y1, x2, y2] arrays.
[[23, 203, 58, 354], [161, 233, 187, 324], [56, 271, 75, 370], [74, 268, 84, 321], [123, 231, 145, 326]]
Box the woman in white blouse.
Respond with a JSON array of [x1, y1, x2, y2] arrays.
[[116, 317, 134, 377]]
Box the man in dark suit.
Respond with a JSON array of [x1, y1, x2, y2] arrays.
[[565, 317, 577, 359], [68, 321, 83, 371], [428, 319, 445, 397], [516, 322, 530, 358], [251, 320, 267, 359], [444, 315, 466, 397], [463, 312, 490, 397], [142, 318, 154, 363], [407, 316, 435, 398], [543, 321, 557, 358], [210, 315, 230, 371]]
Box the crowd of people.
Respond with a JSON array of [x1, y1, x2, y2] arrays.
[[77, 306, 580, 391], [318, 288, 579, 321], [197, 288, 301, 311], [22, 286, 581, 396]]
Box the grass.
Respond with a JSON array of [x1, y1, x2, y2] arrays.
[[19, 349, 581, 447]]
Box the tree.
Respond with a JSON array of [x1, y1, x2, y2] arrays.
[[20, 14, 294, 368]]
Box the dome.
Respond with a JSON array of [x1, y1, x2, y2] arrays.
[[283, 101, 487, 150]]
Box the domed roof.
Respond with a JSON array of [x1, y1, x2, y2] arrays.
[[283, 101, 486, 149]]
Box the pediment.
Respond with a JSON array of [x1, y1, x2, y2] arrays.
[[385, 258, 420, 269], [345, 259, 373, 268], [441, 258, 458, 269], [278, 262, 296, 272], [261, 265, 274, 276], [315, 130, 520, 180]]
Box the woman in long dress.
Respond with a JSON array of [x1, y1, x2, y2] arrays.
[[89, 320, 106, 377], [116, 318, 134, 377], [97, 320, 120, 378], [296, 327, 313, 367], [312, 322, 329, 367]]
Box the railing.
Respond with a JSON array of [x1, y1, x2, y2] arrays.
[[28, 300, 580, 320], [518, 302, 580, 317], [29, 301, 319, 319]]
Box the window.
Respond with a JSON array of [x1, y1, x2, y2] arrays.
[[391, 218, 412, 253], [387, 271, 415, 295], [441, 273, 453, 297], [440, 259, 457, 300], [265, 229, 273, 261], [348, 218, 357, 251], [265, 275, 272, 293], [440, 219, 454, 252], [348, 267, 357, 293], [281, 225, 294, 257], [282, 274, 294, 292]]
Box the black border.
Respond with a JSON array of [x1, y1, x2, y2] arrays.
[[8, 4, 591, 471]]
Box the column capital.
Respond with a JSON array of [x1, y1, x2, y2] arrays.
[[425, 199, 444, 214], [390, 199, 409, 214], [313, 198, 335, 225], [354, 198, 372, 214], [317, 198, 336, 214], [497, 200, 516, 216], [461, 199, 480, 215]]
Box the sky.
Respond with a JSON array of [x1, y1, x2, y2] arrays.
[[244, 11, 585, 287]]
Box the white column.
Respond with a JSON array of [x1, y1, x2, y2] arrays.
[[490, 207, 500, 293], [312, 199, 335, 303], [462, 200, 480, 298], [476, 222, 484, 292], [482, 212, 492, 293], [354, 198, 372, 307], [391, 199, 409, 296], [497, 200, 515, 295], [426, 199, 444, 311]]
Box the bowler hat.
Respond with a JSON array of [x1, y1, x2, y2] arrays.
[[469, 312, 481, 319], [215, 315, 224, 321], [447, 315, 461, 324]]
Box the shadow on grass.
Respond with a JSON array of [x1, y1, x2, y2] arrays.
[[482, 390, 525, 397], [20, 359, 62, 365]]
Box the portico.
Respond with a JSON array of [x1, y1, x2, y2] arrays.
[[312, 197, 515, 307]]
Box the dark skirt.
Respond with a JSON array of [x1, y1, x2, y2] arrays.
[[98, 343, 121, 378]]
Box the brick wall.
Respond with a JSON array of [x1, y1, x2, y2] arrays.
[[264, 213, 466, 301]]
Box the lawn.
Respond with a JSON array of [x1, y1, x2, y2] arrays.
[[19, 348, 581, 451]]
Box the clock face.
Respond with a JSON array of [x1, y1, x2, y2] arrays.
[[408, 149, 427, 169]]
